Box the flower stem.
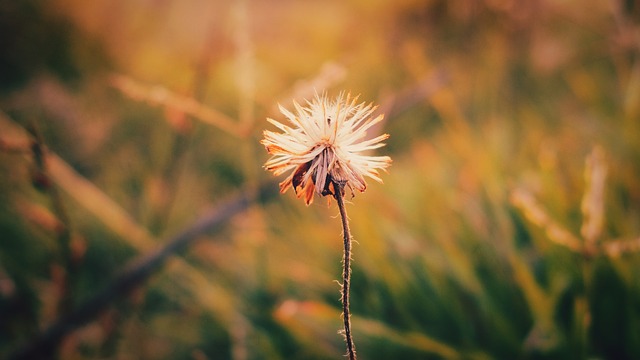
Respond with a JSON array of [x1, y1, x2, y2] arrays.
[[332, 180, 356, 360]]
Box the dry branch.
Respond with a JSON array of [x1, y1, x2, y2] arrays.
[[8, 182, 276, 360]]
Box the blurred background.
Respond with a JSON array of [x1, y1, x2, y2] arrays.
[[1, 0, 640, 359]]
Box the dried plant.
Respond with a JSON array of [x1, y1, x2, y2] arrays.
[[261, 92, 391, 359]]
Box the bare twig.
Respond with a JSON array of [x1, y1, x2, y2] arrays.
[[26, 123, 76, 314], [7, 182, 276, 360]]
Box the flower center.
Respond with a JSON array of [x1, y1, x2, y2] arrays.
[[320, 138, 333, 147]]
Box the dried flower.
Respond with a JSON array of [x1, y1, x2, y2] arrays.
[[261, 92, 391, 205]]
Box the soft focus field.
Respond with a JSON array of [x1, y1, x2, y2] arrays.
[[1, 1, 640, 359]]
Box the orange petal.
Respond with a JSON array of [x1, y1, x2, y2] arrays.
[[292, 161, 311, 191], [302, 179, 315, 205], [279, 176, 293, 194]]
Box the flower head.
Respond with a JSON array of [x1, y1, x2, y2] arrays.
[[261, 92, 391, 205]]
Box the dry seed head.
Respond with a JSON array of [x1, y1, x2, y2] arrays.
[[261, 92, 391, 205]]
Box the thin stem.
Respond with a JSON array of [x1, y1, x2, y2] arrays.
[[332, 179, 356, 360], [7, 183, 277, 360], [579, 256, 594, 358], [27, 124, 75, 315]]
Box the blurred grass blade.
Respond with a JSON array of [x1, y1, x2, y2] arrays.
[[603, 237, 640, 258], [111, 75, 246, 137], [8, 182, 271, 360], [48, 153, 157, 250], [511, 188, 582, 253], [580, 146, 607, 247], [1, 111, 277, 357], [0, 110, 156, 250], [275, 299, 493, 360]]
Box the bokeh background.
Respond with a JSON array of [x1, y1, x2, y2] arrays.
[[1, 0, 640, 359]]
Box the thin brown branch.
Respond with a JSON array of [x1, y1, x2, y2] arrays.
[[7, 182, 277, 360], [26, 124, 76, 314]]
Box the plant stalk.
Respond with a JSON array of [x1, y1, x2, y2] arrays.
[[332, 179, 356, 360]]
